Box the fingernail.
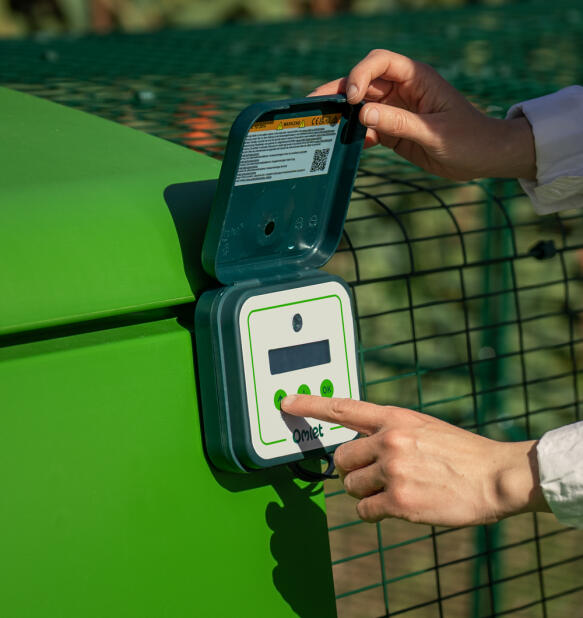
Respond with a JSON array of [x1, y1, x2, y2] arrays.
[[281, 395, 297, 409], [363, 107, 379, 127], [346, 84, 358, 102]]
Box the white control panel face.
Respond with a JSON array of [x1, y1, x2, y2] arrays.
[[239, 280, 359, 461]]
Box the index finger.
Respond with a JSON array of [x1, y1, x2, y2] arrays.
[[281, 394, 388, 435], [308, 77, 347, 97], [346, 49, 419, 103]]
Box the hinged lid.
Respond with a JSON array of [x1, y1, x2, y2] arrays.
[[202, 95, 365, 285]]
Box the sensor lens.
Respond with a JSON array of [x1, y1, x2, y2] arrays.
[[292, 313, 303, 332]]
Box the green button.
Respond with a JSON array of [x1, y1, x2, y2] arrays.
[[320, 379, 334, 398], [297, 384, 311, 395], [274, 389, 287, 411]]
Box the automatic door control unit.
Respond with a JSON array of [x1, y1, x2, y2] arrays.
[[195, 95, 366, 472]]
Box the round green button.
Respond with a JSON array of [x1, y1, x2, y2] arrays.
[[320, 379, 334, 397], [274, 389, 287, 411], [297, 384, 311, 395]]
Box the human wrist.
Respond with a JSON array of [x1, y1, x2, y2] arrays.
[[486, 116, 537, 180], [493, 440, 550, 520]]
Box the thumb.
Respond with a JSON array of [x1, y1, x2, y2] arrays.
[[361, 103, 433, 147]]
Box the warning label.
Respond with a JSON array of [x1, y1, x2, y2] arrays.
[[234, 113, 341, 186]]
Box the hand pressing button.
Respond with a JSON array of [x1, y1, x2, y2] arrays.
[[274, 389, 287, 410]]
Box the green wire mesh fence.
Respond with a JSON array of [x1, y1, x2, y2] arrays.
[[325, 170, 583, 617], [2, 1, 582, 615]]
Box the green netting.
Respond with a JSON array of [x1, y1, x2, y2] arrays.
[[2, 1, 582, 616]]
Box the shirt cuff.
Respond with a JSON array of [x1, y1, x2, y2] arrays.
[[537, 420, 583, 529], [507, 86, 583, 215]]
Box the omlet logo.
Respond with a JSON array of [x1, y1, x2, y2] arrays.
[[292, 424, 324, 443]]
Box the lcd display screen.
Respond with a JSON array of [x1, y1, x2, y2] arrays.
[[268, 339, 331, 375]]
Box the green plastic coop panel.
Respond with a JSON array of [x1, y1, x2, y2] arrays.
[[0, 88, 336, 618], [2, 1, 583, 617]]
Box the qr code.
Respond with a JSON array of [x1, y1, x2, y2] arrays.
[[310, 148, 330, 172]]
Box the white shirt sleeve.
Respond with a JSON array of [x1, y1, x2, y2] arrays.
[[506, 85, 583, 215], [537, 421, 583, 528], [507, 89, 583, 527]]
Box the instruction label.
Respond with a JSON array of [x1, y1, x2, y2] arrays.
[[234, 113, 341, 186]]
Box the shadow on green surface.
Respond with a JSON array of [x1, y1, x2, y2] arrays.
[[209, 459, 337, 616], [164, 179, 218, 296], [269, 472, 337, 617]]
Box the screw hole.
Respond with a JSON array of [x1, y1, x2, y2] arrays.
[[264, 221, 275, 236]]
